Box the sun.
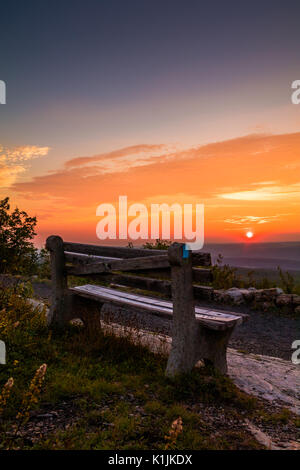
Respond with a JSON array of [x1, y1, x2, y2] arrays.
[[246, 231, 254, 239]]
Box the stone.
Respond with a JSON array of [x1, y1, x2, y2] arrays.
[[294, 306, 300, 315], [240, 289, 255, 302], [226, 287, 245, 304], [276, 294, 293, 306], [255, 288, 283, 302], [261, 301, 273, 312], [292, 295, 300, 306], [213, 289, 227, 302]]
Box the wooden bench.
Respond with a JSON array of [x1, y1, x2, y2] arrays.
[[46, 236, 247, 377]]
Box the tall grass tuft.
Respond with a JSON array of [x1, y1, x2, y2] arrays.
[[0, 378, 14, 416], [164, 417, 183, 450], [16, 364, 47, 423]]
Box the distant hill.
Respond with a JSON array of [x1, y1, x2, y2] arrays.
[[204, 242, 300, 271]]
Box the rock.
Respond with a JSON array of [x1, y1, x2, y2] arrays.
[[261, 302, 273, 312], [253, 290, 264, 301], [276, 294, 293, 306], [255, 288, 283, 302], [240, 289, 255, 302], [275, 287, 284, 295], [213, 289, 227, 303], [70, 318, 84, 326], [292, 295, 300, 306], [226, 288, 245, 304], [294, 306, 300, 315]]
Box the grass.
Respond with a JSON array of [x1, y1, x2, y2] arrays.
[[0, 285, 298, 450]]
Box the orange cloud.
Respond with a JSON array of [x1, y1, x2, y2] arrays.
[[223, 214, 291, 225], [219, 183, 300, 201], [9, 132, 300, 244], [65, 144, 168, 168]]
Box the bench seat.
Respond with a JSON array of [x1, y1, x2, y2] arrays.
[[70, 284, 245, 331]]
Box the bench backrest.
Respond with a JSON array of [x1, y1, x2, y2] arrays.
[[46, 236, 213, 302]]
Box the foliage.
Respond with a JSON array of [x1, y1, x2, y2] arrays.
[[16, 364, 47, 423], [0, 378, 14, 416], [0, 197, 37, 275], [164, 416, 183, 450], [210, 255, 296, 292], [35, 248, 51, 279], [143, 239, 172, 250], [277, 266, 296, 294], [211, 254, 239, 290]]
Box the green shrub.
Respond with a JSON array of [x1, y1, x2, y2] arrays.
[[211, 254, 240, 290], [0, 197, 37, 275], [277, 266, 296, 294], [143, 239, 172, 250]]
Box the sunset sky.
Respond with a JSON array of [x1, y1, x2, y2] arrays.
[[1, 0, 300, 246]]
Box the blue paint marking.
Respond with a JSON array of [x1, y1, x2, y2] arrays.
[[183, 244, 189, 259]]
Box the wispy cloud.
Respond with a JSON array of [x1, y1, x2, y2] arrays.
[[219, 183, 300, 201], [0, 145, 50, 187], [2, 145, 49, 162], [224, 214, 290, 225], [65, 144, 171, 173]]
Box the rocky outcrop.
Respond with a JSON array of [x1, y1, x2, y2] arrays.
[[212, 286, 299, 314]]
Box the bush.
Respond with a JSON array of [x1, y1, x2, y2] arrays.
[[143, 239, 172, 250], [211, 254, 240, 290], [0, 197, 37, 275], [35, 248, 51, 279], [277, 266, 296, 294]]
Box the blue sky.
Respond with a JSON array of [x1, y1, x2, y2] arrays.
[[1, 1, 300, 155]]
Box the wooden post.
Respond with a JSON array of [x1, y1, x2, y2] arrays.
[[46, 235, 68, 327], [195, 325, 234, 374], [166, 242, 233, 376], [165, 243, 197, 377]]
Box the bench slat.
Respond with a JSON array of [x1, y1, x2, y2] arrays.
[[70, 285, 243, 329], [65, 252, 122, 264], [63, 243, 212, 266], [65, 252, 213, 276], [91, 285, 240, 321], [67, 254, 170, 275]]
